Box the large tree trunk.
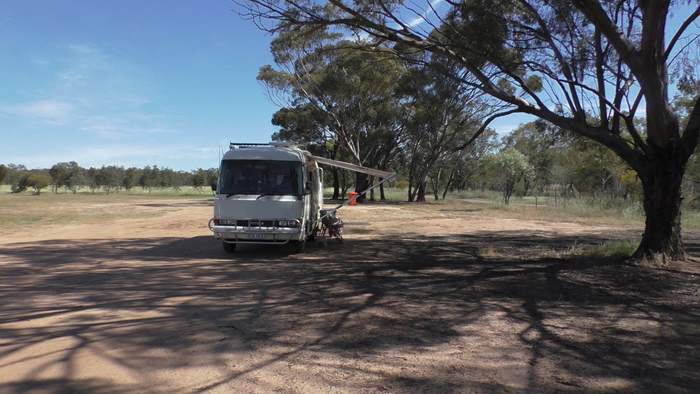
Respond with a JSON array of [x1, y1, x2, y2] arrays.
[[330, 144, 340, 200], [341, 171, 349, 197], [355, 172, 368, 203], [416, 181, 427, 202], [441, 168, 456, 200], [635, 158, 686, 261], [431, 168, 441, 201], [380, 182, 386, 201], [332, 168, 340, 200]]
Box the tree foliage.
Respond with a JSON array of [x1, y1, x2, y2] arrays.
[[399, 53, 488, 201], [49, 162, 83, 193], [258, 33, 408, 199], [486, 148, 534, 204], [17, 173, 52, 195], [2, 162, 218, 194], [242, 0, 700, 260]]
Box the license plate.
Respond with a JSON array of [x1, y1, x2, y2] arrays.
[[250, 233, 266, 240]]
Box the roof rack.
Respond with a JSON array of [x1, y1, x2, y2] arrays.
[[229, 142, 296, 149]]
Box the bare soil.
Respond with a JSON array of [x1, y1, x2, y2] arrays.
[[1, 198, 699, 393]]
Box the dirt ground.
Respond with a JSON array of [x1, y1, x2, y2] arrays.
[[1, 198, 699, 393]]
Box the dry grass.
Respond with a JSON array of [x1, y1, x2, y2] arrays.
[[0, 192, 206, 235], [1, 197, 698, 393], [0, 184, 214, 196], [5, 184, 700, 233], [355, 187, 700, 231]]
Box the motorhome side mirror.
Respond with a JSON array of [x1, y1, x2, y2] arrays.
[[305, 182, 312, 192], [210, 183, 217, 192]]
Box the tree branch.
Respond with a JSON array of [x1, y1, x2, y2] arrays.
[[595, 28, 609, 130], [682, 96, 700, 159], [453, 109, 520, 151], [665, 5, 700, 61], [572, 0, 644, 80]]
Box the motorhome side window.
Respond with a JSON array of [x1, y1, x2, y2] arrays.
[[218, 160, 302, 195]]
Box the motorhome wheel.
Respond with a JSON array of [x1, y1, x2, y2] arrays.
[[291, 240, 306, 253], [222, 242, 237, 253]]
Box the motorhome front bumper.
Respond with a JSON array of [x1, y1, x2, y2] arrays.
[[209, 219, 303, 244]]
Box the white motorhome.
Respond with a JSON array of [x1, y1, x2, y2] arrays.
[[209, 142, 394, 253]]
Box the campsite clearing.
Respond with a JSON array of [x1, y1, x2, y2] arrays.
[[1, 196, 698, 393]]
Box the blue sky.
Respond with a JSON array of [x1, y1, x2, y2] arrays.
[[1, 0, 277, 170], [1, 1, 697, 170]]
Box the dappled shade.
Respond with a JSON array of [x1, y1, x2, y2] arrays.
[[1, 231, 699, 392]]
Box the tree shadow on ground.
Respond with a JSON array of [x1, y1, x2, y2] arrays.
[[0, 378, 131, 394], [0, 232, 698, 393]]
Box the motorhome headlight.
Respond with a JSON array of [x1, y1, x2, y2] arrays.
[[277, 219, 300, 228], [218, 218, 237, 226]]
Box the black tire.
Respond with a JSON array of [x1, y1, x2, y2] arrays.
[[291, 240, 306, 253], [222, 242, 237, 253], [307, 231, 317, 242]]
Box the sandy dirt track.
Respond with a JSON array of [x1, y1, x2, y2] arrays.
[[1, 198, 699, 393]]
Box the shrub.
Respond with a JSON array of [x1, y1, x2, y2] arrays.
[[0, 164, 7, 185], [24, 173, 52, 195], [394, 179, 409, 189]]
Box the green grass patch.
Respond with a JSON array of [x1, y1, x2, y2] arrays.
[[586, 240, 637, 258], [5, 182, 700, 233]]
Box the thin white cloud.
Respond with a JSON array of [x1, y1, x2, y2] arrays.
[[0, 100, 75, 125], [31, 57, 51, 66], [5, 144, 218, 169], [58, 70, 85, 88], [79, 114, 171, 138], [0, 17, 12, 28], [3, 43, 177, 139], [493, 124, 518, 136], [407, 0, 446, 28], [67, 43, 98, 55]]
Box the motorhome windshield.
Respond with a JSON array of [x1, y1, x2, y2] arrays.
[[219, 160, 302, 195]]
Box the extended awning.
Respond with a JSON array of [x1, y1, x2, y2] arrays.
[[307, 155, 395, 179], [306, 153, 397, 211]]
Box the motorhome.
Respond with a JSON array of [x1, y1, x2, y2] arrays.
[[209, 142, 394, 252]]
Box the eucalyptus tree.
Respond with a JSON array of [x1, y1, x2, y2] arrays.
[[123, 168, 139, 191], [270, 104, 346, 198], [242, 0, 700, 261], [487, 148, 535, 204], [398, 54, 487, 201], [48, 163, 67, 193], [139, 166, 160, 193], [503, 120, 568, 195], [95, 166, 122, 194], [442, 128, 499, 196], [48, 161, 82, 193], [20, 173, 51, 195], [257, 30, 406, 199]]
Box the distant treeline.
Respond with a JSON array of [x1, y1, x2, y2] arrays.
[[0, 162, 218, 194]]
